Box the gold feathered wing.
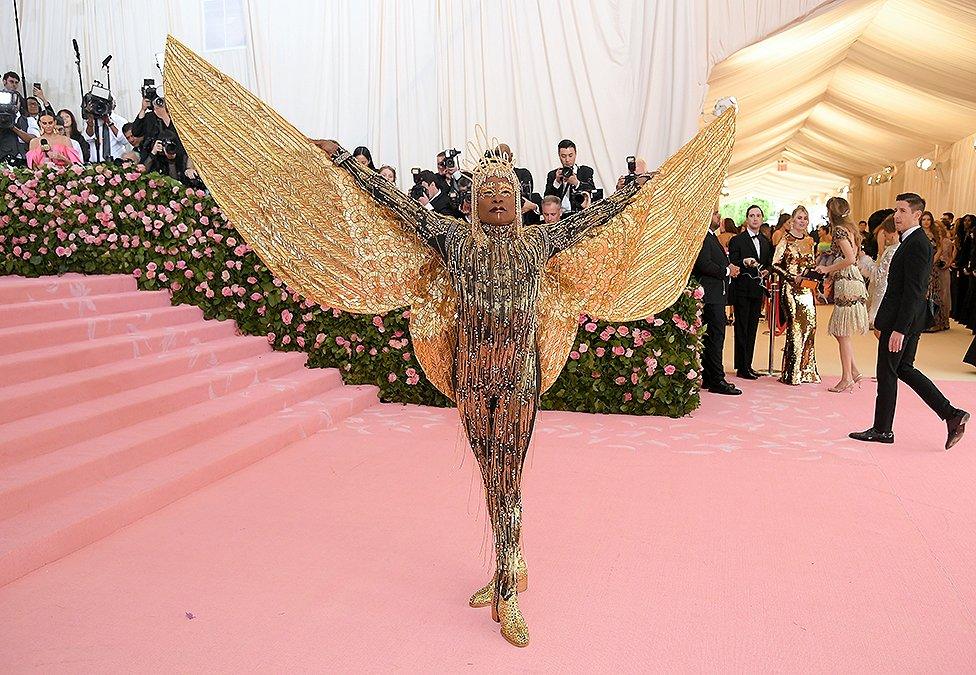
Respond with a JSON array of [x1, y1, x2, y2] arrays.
[[163, 36, 459, 399], [537, 108, 736, 392]]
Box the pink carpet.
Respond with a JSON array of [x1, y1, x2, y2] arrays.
[[2, 373, 975, 671]]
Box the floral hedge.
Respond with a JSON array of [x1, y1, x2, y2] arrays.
[[0, 163, 704, 416]]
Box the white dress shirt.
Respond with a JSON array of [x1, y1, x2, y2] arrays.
[[82, 112, 132, 160]]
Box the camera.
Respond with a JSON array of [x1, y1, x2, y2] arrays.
[[408, 167, 427, 200], [560, 165, 574, 179], [443, 148, 461, 170], [0, 90, 18, 130], [81, 82, 113, 118], [571, 188, 602, 209], [163, 138, 179, 154], [141, 79, 157, 102], [623, 155, 638, 185]]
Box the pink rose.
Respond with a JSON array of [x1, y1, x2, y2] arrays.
[[281, 309, 293, 324], [687, 369, 698, 380], [584, 322, 597, 333], [387, 373, 398, 382], [664, 365, 676, 375], [612, 345, 625, 356], [569, 351, 580, 360]]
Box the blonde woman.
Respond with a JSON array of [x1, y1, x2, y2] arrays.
[[815, 197, 869, 392], [772, 206, 819, 384], [867, 215, 898, 335]]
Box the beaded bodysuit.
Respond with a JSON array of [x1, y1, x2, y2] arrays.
[[163, 35, 736, 647]]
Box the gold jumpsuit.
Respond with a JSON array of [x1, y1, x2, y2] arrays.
[[772, 233, 820, 384]]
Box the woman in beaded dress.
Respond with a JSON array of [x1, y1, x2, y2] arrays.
[[162, 37, 737, 648], [815, 197, 868, 392], [867, 215, 898, 335], [921, 211, 953, 332], [771, 206, 819, 385]]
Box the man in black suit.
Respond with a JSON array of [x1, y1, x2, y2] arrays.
[[727, 204, 773, 379], [693, 209, 742, 395], [850, 193, 969, 449], [545, 139, 595, 216], [416, 169, 463, 219]]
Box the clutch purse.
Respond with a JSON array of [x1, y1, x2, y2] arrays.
[[799, 268, 824, 291]]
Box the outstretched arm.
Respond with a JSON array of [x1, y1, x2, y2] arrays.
[[544, 174, 653, 257], [313, 140, 453, 252]]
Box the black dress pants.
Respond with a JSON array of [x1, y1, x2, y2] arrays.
[[701, 302, 726, 386], [873, 330, 954, 432], [733, 294, 762, 373]]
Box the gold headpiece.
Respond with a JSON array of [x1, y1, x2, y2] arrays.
[[462, 125, 521, 243]]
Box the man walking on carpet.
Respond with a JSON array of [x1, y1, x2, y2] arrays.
[[850, 192, 969, 449]]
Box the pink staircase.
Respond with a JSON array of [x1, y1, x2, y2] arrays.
[[0, 274, 378, 586]]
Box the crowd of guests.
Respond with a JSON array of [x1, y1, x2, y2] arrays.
[[1, 71, 200, 187], [694, 196, 976, 397]]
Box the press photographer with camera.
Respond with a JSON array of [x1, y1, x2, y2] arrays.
[[143, 130, 201, 187], [132, 80, 180, 162], [81, 85, 130, 162], [3, 71, 25, 112], [412, 168, 464, 218], [615, 156, 648, 192], [545, 139, 595, 215], [0, 88, 33, 163]]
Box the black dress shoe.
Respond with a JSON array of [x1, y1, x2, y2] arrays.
[[946, 409, 970, 450], [748, 369, 766, 378], [736, 370, 758, 380], [849, 428, 894, 444], [708, 381, 742, 395]]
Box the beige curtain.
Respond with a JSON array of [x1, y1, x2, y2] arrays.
[[1, 0, 829, 193], [851, 131, 976, 221], [706, 0, 976, 206]]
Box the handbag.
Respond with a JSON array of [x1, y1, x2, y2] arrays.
[[923, 296, 939, 329]]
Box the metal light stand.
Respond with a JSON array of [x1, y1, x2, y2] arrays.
[[766, 274, 781, 376]]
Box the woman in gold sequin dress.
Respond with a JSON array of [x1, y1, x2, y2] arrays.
[[163, 37, 737, 649], [816, 197, 869, 392], [772, 206, 819, 385]]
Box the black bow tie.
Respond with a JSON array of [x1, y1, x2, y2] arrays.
[[750, 234, 759, 239]]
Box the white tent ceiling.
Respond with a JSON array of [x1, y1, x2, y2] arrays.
[[707, 0, 976, 203]]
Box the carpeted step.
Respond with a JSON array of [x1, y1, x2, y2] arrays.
[[0, 337, 296, 424], [0, 384, 378, 587], [0, 303, 204, 356], [0, 360, 341, 520], [0, 335, 293, 467], [0, 317, 238, 385], [0, 274, 136, 304], [0, 290, 171, 329]]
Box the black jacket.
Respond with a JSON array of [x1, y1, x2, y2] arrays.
[[728, 229, 773, 300], [544, 164, 595, 209], [874, 227, 932, 334], [693, 230, 730, 305], [428, 190, 463, 219]]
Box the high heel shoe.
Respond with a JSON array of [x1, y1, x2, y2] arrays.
[[853, 374, 865, 384], [469, 556, 528, 607], [827, 380, 855, 393], [492, 593, 530, 647]]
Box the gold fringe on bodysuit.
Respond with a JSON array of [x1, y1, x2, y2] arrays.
[[162, 35, 736, 647]]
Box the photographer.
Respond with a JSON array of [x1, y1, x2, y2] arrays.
[[144, 131, 201, 187], [3, 71, 25, 112], [0, 88, 33, 163], [24, 86, 56, 137], [545, 139, 595, 215], [614, 156, 648, 192], [122, 123, 144, 157], [132, 88, 179, 162], [540, 195, 563, 225], [82, 99, 130, 162], [413, 169, 463, 218]]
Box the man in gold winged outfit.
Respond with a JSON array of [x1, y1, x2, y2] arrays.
[[163, 36, 735, 648]]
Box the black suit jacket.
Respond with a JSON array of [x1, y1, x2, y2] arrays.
[[728, 230, 773, 300], [428, 190, 463, 219], [874, 227, 933, 334], [515, 166, 542, 225], [693, 230, 729, 305], [544, 165, 596, 208]]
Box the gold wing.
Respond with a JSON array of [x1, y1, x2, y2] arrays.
[[538, 108, 735, 392], [164, 36, 458, 399]]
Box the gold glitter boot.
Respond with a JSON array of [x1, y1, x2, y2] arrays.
[[468, 556, 527, 607], [491, 593, 530, 647]]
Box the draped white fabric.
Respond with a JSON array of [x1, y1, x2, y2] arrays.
[[851, 131, 976, 221], [1, 0, 829, 192], [707, 0, 976, 205]]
